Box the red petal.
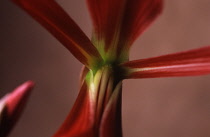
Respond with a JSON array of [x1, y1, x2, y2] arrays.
[[87, 0, 125, 49], [0, 81, 34, 137], [87, 0, 163, 53], [6, 81, 34, 116], [12, 0, 102, 68], [119, 0, 163, 46], [121, 46, 210, 78], [79, 66, 89, 87], [53, 82, 96, 137]]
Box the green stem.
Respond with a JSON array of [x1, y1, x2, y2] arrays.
[[88, 65, 123, 137], [54, 65, 123, 137]]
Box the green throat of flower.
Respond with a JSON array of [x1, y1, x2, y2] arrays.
[[91, 34, 130, 71]]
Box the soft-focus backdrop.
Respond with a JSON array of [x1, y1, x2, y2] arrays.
[[1, 0, 210, 137]]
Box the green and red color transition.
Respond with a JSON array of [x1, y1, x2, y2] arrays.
[[6, 0, 210, 137]]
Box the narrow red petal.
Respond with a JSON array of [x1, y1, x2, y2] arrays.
[[119, 0, 163, 46], [87, 0, 163, 54], [121, 46, 210, 78], [87, 0, 125, 49], [6, 81, 34, 116], [12, 0, 102, 68], [79, 66, 89, 87], [0, 81, 34, 137], [53, 82, 96, 137]]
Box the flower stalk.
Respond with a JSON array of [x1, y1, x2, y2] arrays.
[[54, 65, 123, 137], [8, 0, 210, 136]]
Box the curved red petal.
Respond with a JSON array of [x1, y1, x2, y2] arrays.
[[122, 46, 210, 78], [0, 81, 34, 137], [119, 0, 163, 46], [87, 0, 163, 54], [12, 0, 102, 68], [53, 82, 96, 137], [6, 81, 34, 116], [87, 0, 125, 49], [79, 66, 89, 87]]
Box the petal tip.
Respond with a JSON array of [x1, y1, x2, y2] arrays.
[[0, 81, 34, 136], [6, 81, 34, 116]]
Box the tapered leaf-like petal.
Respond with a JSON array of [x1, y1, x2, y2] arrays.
[[79, 66, 89, 87], [12, 0, 102, 68], [119, 0, 163, 46], [0, 81, 34, 137], [87, 0, 125, 49], [87, 0, 163, 55], [53, 82, 96, 137], [122, 46, 210, 78]]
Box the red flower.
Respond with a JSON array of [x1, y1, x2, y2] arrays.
[[0, 81, 34, 137], [11, 0, 210, 137]]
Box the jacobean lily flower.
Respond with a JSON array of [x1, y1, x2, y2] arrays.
[[0, 81, 34, 137], [11, 0, 210, 137]]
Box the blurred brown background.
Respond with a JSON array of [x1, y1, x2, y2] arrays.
[[1, 0, 210, 137]]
